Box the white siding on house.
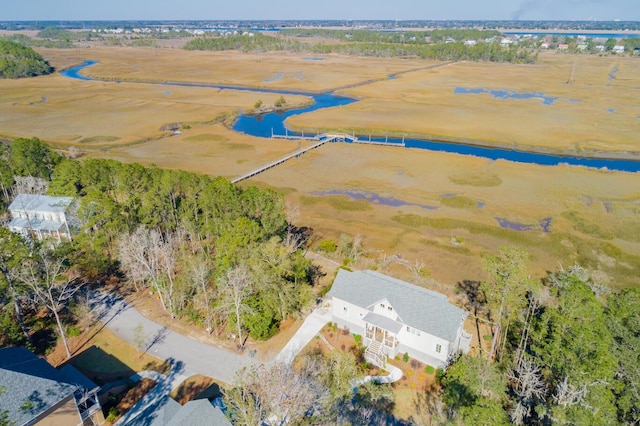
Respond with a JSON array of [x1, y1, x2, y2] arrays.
[[331, 298, 368, 334], [371, 298, 399, 321], [327, 270, 470, 369], [397, 327, 450, 365]]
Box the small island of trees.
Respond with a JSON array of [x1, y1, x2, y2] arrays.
[[0, 40, 54, 79]]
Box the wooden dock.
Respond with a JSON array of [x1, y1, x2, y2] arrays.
[[232, 139, 327, 183], [232, 132, 402, 184]]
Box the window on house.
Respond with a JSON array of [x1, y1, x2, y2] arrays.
[[406, 326, 411, 333], [343, 307, 348, 316], [435, 344, 442, 353], [416, 330, 421, 336], [380, 303, 385, 309], [387, 306, 393, 311]]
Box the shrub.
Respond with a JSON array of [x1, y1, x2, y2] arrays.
[[425, 365, 435, 375], [354, 334, 362, 345], [403, 352, 410, 363], [106, 407, 119, 423], [274, 96, 286, 107], [67, 325, 81, 337], [407, 370, 413, 377], [318, 239, 337, 253]]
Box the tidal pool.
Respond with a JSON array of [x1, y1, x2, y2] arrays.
[[313, 190, 439, 210], [495, 217, 552, 232], [454, 87, 578, 106]]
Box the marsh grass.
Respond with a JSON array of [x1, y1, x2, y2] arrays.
[[221, 142, 254, 151], [440, 195, 477, 209], [300, 195, 372, 212], [419, 238, 472, 255], [449, 173, 503, 187], [183, 133, 228, 142], [79, 136, 120, 144]]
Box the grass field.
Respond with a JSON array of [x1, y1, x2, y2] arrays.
[[1, 44, 638, 288]]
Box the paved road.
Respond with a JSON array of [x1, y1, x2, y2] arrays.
[[91, 291, 255, 385]]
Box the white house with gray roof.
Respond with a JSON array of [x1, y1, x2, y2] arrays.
[[7, 194, 74, 242], [327, 269, 471, 368]]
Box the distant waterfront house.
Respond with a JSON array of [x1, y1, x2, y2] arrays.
[[0, 347, 104, 426], [612, 45, 625, 54], [7, 194, 74, 242], [327, 269, 471, 369]]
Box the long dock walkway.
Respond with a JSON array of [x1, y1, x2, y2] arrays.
[[232, 132, 408, 183], [232, 133, 358, 183]]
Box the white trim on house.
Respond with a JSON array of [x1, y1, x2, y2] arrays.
[[327, 269, 471, 368], [7, 194, 74, 242]]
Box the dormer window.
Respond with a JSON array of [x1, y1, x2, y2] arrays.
[[380, 303, 385, 308], [387, 306, 393, 311]]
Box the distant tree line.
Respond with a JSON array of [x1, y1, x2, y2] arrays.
[[0, 40, 53, 78], [282, 28, 501, 44], [185, 32, 537, 64]]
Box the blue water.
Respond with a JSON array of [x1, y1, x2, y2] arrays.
[[60, 60, 98, 80], [607, 108, 615, 113], [60, 61, 640, 173], [313, 190, 439, 210], [303, 57, 325, 61], [454, 87, 578, 106]]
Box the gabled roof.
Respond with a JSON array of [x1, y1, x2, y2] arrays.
[[145, 396, 231, 426], [8, 194, 73, 214], [169, 399, 230, 426], [327, 270, 468, 342], [0, 347, 78, 426]]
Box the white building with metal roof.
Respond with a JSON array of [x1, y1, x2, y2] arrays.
[[327, 269, 471, 368], [7, 194, 74, 242]]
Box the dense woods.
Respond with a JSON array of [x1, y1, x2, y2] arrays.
[[0, 40, 53, 78], [438, 249, 640, 425], [0, 138, 316, 355], [184, 32, 537, 64]]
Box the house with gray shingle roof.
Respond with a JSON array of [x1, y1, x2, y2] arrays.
[[7, 194, 74, 242], [0, 347, 104, 426], [327, 269, 471, 368]]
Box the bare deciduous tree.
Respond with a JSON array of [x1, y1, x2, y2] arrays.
[[117, 226, 178, 314], [508, 358, 547, 425], [14, 248, 81, 359], [553, 376, 588, 408], [226, 362, 324, 426], [13, 175, 49, 195], [218, 264, 253, 351]]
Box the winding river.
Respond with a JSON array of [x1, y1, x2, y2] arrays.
[[61, 61, 640, 173]]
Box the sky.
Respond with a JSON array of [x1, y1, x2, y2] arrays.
[[2, 0, 639, 22]]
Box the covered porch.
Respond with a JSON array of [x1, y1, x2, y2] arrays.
[[363, 312, 402, 358]]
